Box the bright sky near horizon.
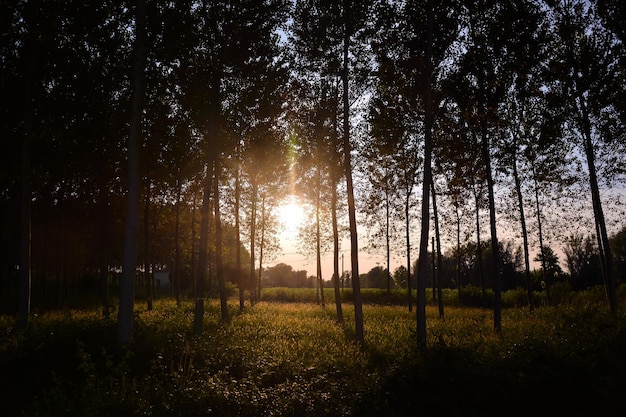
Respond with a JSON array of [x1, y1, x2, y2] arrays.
[[274, 197, 398, 280]]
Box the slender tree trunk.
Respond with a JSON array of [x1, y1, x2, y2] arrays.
[[194, 167, 212, 335], [249, 181, 257, 305], [173, 175, 182, 306], [473, 188, 486, 305], [531, 161, 550, 304], [455, 203, 462, 305], [98, 184, 110, 319], [431, 237, 436, 304], [18, 28, 39, 329], [18, 97, 32, 330], [316, 167, 325, 307], [331, 179, 344, 324], [213, 159, 228, 321], [331, 101, 344, 323], [316, 170, 321, 305], [118, 0, 146, 345], [316, 205, 324, 306], [578, 95, 617, 312], [481, 129, 501, 335], [416, 0, 433, 351], [191, 190, 198, 299], [431, 181, 444, 319], [512, 152, 534, 313], [476, 54, 501, 333], [144, 180, 153, 311], [257, 194, 266, 304], [234, 162, 244, 311], [385, 174, 391, 295], [343, 0, 363, 343], [405, 186, 412, 312]]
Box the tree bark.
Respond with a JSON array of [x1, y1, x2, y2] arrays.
[[512, 151, 534, 313], [343, 0, 363, 343], [98, 183, 110, 319], [416, 0, 433, 352], [481, 127, 501, 335], [118, 0, 146, 345], [331, 98, 344, 324], [249, 181, 258, 304], [18, 94, 32, 330], [473, 187, 486, 305], [234, 161, 244, 311], [18, 20, 38, 329], [257, 194, 265, 304], [455, 203, 462, 305], [331, 179, 344, 324], [144, 180, 153, 311], [531, 161, 550, 304], [213, 159, 228, 322], [194, 167, 212, 335], [578, 94, 617, 312], [316, 166, 325, 307], [405, 184, 413, 312], [385, 172, 391, 295], [173, 174, 182, 306], [431, 181, 444, 319]]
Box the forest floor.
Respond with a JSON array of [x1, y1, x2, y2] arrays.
[[1, 292, 626, 416]]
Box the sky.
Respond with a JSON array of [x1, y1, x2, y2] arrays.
[[271, 198, 399, 280]]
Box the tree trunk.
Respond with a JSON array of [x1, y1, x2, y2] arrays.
[[173, 174, 182, 306], [431, 181, 444, 319], [455, 203, 462, 305], [98, 182, 110, 318], [331, 100, 344, 324], [18, 26, 37, 330], [405, 186, 413, 312], [191, 190, 198, 301], [578, 95, 617, 312], [331, 179, 344, 324], [18, 99, 32, 330], [316, 167, 325, 307], [531, 161, 550, 304], [144, 180, 153, 311], [481, 128, 501, 335], [118, 0, 146, 345], [431, 237, 436, 305], [512, 151, 534, 313], [416, 0, 433, 352], [249, 181, 258, 305], [213, 159, 228, 322], [257, 194, 266, 305], [343, 0, 363, 343], [473, 187, 486, 306], [194, 167, 212, 335], [385, 173, 391, 295], [234, 161, 244, 311]]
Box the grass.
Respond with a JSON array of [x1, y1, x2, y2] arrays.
[[1, 291, 626, 416]]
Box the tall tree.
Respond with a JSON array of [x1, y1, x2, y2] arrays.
[[118, 0, 147, 345], [415, 0, 434, 351], [342, 0, 364, 343], [548, 0, 625, 312], [290, 0, 371, 338], [450, 0, 547, 333]]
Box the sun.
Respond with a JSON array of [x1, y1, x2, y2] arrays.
[[277, 196, 305, 235]]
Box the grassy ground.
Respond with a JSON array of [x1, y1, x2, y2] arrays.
[[1, 294, 626, 416]]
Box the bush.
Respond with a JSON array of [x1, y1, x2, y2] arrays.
[[501, 287, 530, 308]]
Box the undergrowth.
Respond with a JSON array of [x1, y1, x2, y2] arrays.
[[1, 298, 626, 416]]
